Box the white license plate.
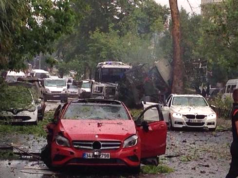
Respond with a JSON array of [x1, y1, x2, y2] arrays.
[[11, 119, 22, 122], [83, 153, 110, 159], [188, 119, 203, 123]]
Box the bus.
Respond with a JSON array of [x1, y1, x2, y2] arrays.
[[95, 61, 132, 83]]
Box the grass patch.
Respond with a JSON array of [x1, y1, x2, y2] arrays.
[[129, 109, 143, 120], [0, 150, 18, 160], [0, 111, 54, 137], [142, 165, 174, 174]]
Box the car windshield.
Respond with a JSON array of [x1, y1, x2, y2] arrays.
[[63, 103, 129, 120], [44, 79, 66, 87], [69, 85, 78, 89], [172, 96, 208, 107], [82, 82, 90, 88]]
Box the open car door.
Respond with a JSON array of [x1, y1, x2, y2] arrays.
[[136, 105, 167, 159]]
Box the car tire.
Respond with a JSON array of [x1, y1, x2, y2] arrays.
[[209, 127, 216, 132], [130, 165, 140, 174], [41, 145, 52, 169]]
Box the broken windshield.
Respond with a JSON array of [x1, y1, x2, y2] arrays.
[[63, 103, 129, 120], [172, 96, 208, 107]]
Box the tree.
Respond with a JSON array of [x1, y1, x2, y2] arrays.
[[0, 0, 78, 70], [55, 0, 169, 77], [169, 0, 183, 93]]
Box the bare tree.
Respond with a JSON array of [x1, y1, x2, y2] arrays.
[[169, 0, 184, 93]]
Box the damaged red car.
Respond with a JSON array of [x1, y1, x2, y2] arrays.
[[41, 99, 167, 172]]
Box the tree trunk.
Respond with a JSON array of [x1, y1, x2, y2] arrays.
[[169, 0, 184, 94]]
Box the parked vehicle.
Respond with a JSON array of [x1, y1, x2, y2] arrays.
[[0, 83, 39, 124], [30, 69, 50, 79], [67, 84, 79, 98], [43, 78, 68, 102], [91, 82, 118, 99], [79, 80, 92, 98], [41, 99, 167, 172], [222, 79, 238, 100], [5, 71, 26, 83], [161, 94, 217, 131]]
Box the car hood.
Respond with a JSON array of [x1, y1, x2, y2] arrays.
[[171, 106, 215, 115], [60, 119, 136, 141], [45, 86, 66, 91]]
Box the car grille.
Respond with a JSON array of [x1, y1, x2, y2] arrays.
[[186, 122, 205, 126], [72, 140, 121, 150], [51, 91, 61, 94], [184, 114, 206, 119], [67, 158, 126, 165], [0, 116, 31, 121]]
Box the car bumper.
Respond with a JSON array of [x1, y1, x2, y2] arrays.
[[44, 93, 68, 101], [68, 93, 79, 98], [0, 110, 38, 123], [171, 117, 217, 129], [50, 142, 141, 168]]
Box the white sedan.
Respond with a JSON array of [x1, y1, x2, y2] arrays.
[[161, 94, 217, 131]]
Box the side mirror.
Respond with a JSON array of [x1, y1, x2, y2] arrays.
[[67, 84, 70, 89], [142, 121, 149, 132], [210, 104, 216, 110]]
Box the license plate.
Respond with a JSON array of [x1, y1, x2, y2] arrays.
[[53, 95, 60, 97], [188, 119, 202, 123], [11, 119, 22, 122], [83, 152, 110, 159]]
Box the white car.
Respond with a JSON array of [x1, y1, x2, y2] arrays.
[[162, 94, 217, 131], [79, 80, 92, 98], [0, 85, 38, 124], [43, 78, 68, 102]]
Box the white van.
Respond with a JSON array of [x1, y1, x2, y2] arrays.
[[222, 79, 238, 100], [5, 71, 26, 83], [43, 78, 68, 102], [30, 69, 50, 79]]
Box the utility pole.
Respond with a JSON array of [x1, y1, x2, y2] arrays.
[[169, 0, 184, 93]]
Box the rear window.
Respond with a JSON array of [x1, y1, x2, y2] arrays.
[[63, 103, 129, 120]]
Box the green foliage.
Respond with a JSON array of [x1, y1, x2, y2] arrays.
[[0, 111, 54, 137], [0, 84, 33, 111], [55, 0, 170, 73], [0, 0, 76, 70], [0, 150, 18, 160], [209, 94, 232, 119], [142, 165, 174, 174]]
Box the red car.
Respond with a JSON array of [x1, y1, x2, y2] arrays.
[[41, 99, 167, 172]]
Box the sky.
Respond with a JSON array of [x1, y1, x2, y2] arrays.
[[154, 0, 201, 14]]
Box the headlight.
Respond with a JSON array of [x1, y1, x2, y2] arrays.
[[172, 113, 183, 118], [62, 89, 68, 94], [27, 105, 36, 112], [55, 135, 70, 147], [123, 135, 138, 148], [207, 113, 216, 119]]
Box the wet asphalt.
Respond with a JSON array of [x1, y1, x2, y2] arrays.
[[0, 101, 232, 178]]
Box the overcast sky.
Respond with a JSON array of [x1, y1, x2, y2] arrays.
[[154, 0, 201, 14]]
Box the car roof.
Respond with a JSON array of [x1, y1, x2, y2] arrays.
[[7, 71, 25, 76], [71, 99, 122, 105], [44, 78, 66, 81], [171, 94, 204, 97], [32, 69, 49, 74]]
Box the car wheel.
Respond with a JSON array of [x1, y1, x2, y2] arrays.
[[41, 145, 52, 169], [130, 165, 140, 174], [209, 127, 216, 132], [141, 157, 159, 166]]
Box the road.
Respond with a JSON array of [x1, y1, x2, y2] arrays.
[[0, 101, 232, 178]]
